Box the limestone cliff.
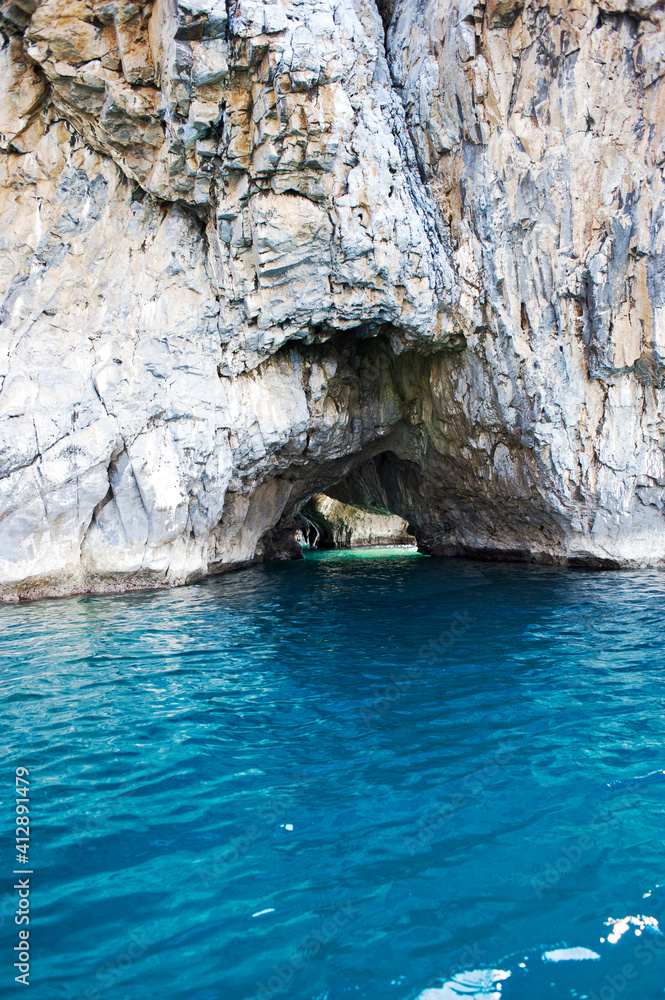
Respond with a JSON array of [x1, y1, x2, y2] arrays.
[[1, 0, 664, 599]]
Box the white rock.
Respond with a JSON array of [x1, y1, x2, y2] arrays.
[[1, 0, 665, 599]]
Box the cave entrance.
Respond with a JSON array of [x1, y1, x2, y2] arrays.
[[295, 450, 420, 552], [298, 494, 414, 550]]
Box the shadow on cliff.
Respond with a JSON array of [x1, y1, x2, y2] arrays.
[[251, 332, 600, 571]]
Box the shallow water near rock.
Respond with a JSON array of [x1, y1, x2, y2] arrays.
[[2, 549, 665, 999]]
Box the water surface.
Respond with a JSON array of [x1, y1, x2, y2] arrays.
[[2, 549, 665, 999]]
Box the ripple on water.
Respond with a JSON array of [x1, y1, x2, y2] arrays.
[[2, 553, 665, 998]]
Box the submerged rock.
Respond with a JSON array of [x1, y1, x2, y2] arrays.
[[1, 0, 665, 598]]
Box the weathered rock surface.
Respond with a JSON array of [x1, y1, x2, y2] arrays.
[[1, 0, 665, 599], [300, 492, 413, 548]]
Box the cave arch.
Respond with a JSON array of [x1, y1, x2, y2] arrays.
[[251, 330, 573, 570]]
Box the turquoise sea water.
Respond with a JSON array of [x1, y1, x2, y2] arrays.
[[2, 549, 665, 999]]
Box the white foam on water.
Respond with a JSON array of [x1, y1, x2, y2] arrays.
[[604, 915, 660, 944], [417, 968, 511, 998], [542, 947, 601, 962]]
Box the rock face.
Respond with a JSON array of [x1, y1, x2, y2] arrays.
[[300, 493, 413, 548], [1, 0, 665, 599]]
